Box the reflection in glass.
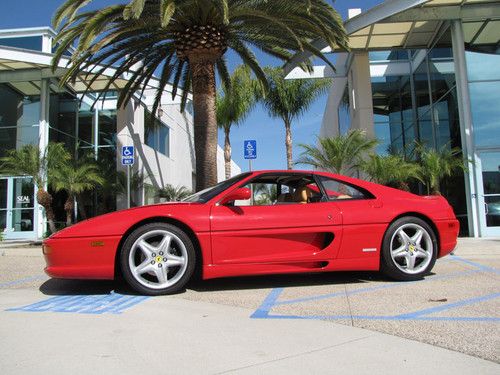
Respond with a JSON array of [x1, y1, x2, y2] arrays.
[[338, 86, 350, 136], [0, 211, 6, 230], [486, 196, 500, 228], [481, 152, 500, 195], [0, 179, 7, 209], [0, 36, 42, 51], [371, 74, 415, 156], [98, 110, 117, 147], [469, 82, 500, 148], [12, 178, 34, 209], [11, 209, 34, 232], [0, 84, 40, 156], [466, 51, 500, 81]]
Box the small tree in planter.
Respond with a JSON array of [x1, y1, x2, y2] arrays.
[[416, 145, 468, 195], [0, 143, 69, 234], [156, 185, 192, 202], [362, 154, 421, 191]]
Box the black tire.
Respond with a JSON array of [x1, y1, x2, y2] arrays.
[[381, 216, 438, 281], [120, 223, 196, 295]]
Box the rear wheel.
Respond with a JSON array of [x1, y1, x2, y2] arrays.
[[381, 217, 437, 281], [120, 223, 196, 295]]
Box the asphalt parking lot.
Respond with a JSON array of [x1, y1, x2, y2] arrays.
[[0, 238, 499, 372]]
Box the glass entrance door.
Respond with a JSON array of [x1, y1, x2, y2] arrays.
[[477, 151, 500, 237], [0, 176, 36, 240]]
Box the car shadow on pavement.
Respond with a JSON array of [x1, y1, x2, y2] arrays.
[[38, 271, 423, 296], [39, 278, 139, 296], [187, 271, 387, 292]]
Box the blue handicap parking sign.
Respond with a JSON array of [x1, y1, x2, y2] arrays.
[[122, 146, 134, 157], [244, 140, 257, 159], [122, 146, 135, 165]]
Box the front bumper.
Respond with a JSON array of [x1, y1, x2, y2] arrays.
[[43, 236, 122, 280]]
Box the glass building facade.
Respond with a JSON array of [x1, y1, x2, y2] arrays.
[[313, 1, 500, 237], [0, 31, 119, 238], [369, 28, 468, 233]]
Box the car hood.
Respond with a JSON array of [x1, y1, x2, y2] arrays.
[[49, 202, 202, 239]]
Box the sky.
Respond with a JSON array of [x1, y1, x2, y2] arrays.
[[0, 0, 384, 172]]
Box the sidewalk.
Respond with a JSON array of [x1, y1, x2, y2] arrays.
[[0, 290, 498, 374]]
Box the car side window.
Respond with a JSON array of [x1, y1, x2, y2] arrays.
[[234, 175, 323, 206], [317, 176, 369, 201]]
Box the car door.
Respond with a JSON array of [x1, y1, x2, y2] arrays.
[[315, 175, 386, 261], [210, 177, 342, 265]]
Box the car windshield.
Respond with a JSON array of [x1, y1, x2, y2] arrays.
[[183, 172, 252, 203]]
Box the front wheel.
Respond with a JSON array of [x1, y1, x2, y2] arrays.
[[381, 217, 437, 281], [120, 223, 196, 295]]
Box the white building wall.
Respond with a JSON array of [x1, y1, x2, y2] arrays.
[[116, 90, 241, 209], [319, 77, 348, 139], [217, 148, 242, 182]]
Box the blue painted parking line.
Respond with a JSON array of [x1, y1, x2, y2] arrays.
[[251, 257, 500, 322], [275, 269, 480, 306], [450, 256, 500, 275], [7, 292, 149, 314], [394, 292, 500, 320]]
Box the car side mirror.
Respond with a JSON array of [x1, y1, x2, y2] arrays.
[[220, 188, 251, 205]]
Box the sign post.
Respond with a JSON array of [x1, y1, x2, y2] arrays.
[[121, 146, 135, 209], [244, 140, 257, 171]]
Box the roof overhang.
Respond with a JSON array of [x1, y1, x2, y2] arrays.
[[0, 45, 132, 96], [285, 0, 500, 75]]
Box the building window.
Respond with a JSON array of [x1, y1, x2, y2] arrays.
[[371, 75, 414, 156], [369, 50, 409, 62], [466, 51, 500, 149], [0, 36, 42, 51], [338, 86, 350, 136], [0, 83, 40, 157], [144, 109, 170, 157]]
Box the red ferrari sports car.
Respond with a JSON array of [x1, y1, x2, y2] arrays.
[[43, 170, 459, 295]]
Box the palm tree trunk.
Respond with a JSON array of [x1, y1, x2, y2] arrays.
[[76, 195, 87, 221], [284, 119, 293, 170], [63, 195, 74, 227], [190, 53, 218, 191], [36, 188, 56, 234], [224, 127, 231, 180]]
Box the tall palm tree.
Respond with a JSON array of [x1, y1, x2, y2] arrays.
[[52, 0, 347, 191], [51, 160, 105, 226], [156, 184, 192, 202], [296, 130, 378, 176], [0, 143, 69, 234], [362, 154, 421, 191], [260, 67, 331, 169], [217, 65, 257, 179], [416, 145, 467, 195]]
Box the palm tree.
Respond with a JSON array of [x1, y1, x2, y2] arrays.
[[52, 0, 347, 191], [51, 159, 105, 226], [260, 67, 331, 169], [416, 145, 467, 195], [362, 154, 421, 191], [156, 184, 192, 202], [296, 130, 378, 176], [217, 65, 257, 179], [0, 143, 69, 234]]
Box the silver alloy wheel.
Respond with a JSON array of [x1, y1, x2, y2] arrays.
[[389, 223, 433, 275], [128, 229, 188, 290]]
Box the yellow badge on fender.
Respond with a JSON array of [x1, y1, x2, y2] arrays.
[[91, 241, 105, 247]]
